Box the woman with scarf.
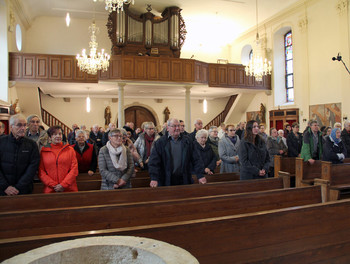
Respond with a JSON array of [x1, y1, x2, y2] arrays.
[[134, 122, 160, 170], [39, 125, 78, 193], [218, 124, 241, 173], [322, 128, 347, 164], [266, 127, 287, 177], [193, 129, 217, 175], [98, 128, 134, 190]]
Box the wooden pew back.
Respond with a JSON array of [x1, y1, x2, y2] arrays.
[[322, 161, 350, 185], [0, 186, 321, 240], [1, 178, 283, 212], [295, 158, 322, 187]]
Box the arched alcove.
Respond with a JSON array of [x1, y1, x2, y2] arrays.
[[241, 44, 253, 65], [123, 105, 158, 129]]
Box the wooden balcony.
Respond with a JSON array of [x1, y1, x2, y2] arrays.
[[9, 52, 271, 90]]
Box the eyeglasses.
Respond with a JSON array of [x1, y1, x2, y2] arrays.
[[228, 129, 236, 132], [169, 125, 181, 128], [110, 134, 122, 138], [30, 120, 40, 124], [15, 123, 27, 128], [146, 127, 155, 130]]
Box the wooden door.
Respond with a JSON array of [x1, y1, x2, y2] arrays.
[[124, 106, 157, 129]]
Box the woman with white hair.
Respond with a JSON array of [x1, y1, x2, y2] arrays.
[[277, 129, 288, 149], [193, 129, 216, 175], [72, 130, 97, 176], [98, 128, 134, 189], [218, 124, 240, 173]]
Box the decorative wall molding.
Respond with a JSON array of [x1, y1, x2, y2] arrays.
[[336, 0, 348, 14], [298, 16, 308, 32], [10, 0, 32, 30]]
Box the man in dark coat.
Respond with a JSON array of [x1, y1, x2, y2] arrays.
[[341, 120, 350, 158], [0, 114, 40, 195], [148, 118, 206, 187], [188, 118, 203, 141], [89, 124, 103, 152]]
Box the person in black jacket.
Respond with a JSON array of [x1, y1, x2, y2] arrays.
[[238, 120, 270, 180], [148, 118, 206, 187], [0, 114, 40, 196], [323, 128, 347, 164], [287, 122, 303, 157], [89, 124, 103, 152], [188, 118, 203, 141], [341, 121, 350, 158], [193, 129, 216, 175]]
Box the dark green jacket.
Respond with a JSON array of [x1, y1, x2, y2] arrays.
[[300, 127, 323, 161]]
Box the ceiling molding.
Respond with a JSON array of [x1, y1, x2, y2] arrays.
[[10, 0, 32, 29]]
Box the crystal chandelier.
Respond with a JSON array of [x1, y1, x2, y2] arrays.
[[245, 0, 272, 82], [93, 0, 135, 13], [76, 22, 110, 75]]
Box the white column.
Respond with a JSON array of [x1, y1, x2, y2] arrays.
[[118, 83, 126, 128], [185, 86, 192, 132], [0, 0, 8, 102]]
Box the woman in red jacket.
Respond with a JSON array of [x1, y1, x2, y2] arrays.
[[39, 125, 78, 193]]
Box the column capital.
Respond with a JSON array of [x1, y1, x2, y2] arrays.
[[184, 85, 192, 91], [118, 82, 127, 89]]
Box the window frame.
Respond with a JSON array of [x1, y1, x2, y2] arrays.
[[284, 31, 294, 102]]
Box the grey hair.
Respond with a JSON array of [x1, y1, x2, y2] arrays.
[[75, 129, 87, 139], [195, 129, 208, 139], [119, 128, 127, 136], [344, 120, 350, 128], [26, 114, 40, 124], [10, 114, 26, 126], [167, 118, 179, 126], [193, 118, 202, 125], [109, 128, 123, 137], [144, 122, 155, 130], [208, 126, 218, 134], [334, 122, 342, 128], [277, 129, 284, 135], [92, 124, 99, 129]]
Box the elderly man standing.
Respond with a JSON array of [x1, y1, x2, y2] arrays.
[[301, 120, 323, 164], [341, 120, 350, 158], [25, 114, 48, 149], [0, 114, 40, 195], [148, 118, 206, 187], [90, 124, 103, 152], [134, 122, 160, 170], [189, 118, 203, 141]]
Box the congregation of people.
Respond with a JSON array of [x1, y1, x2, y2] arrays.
[[0, 113, 350, 196]]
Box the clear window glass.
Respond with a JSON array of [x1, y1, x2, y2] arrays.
[[16, 24, 22, 51]]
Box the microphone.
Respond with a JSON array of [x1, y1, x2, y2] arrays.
[[332, 53, 342, 61]]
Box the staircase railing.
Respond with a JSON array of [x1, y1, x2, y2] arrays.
[[204, 94, 238, 130], [38, 88, 72, 137]]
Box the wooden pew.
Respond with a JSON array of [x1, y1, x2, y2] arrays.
[[0, 186, 321, 240], [274, 155, 296, 188], [314, 161, 350, 202], [32, 172, 241, 193], [295, 158, 322, 187], [1, 178, 283, 212], [4, 189, 350, 264]]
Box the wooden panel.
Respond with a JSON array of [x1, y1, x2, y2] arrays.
[[61, 57, 74, 80], [171, 60, 182, 81], [121, 57, 134, 79], [246, 75, 255, 86], [134, 57, 147, 79], [49, 57, 61, 80], [109, 56, 121, 79], [236, 68, 245, 86], [36, 56, 48, 79], [159, 59, 170, 80], [86, 73, 98, 81], [202, 63, 208, 83], [22, 55, 35, 79], [218, 66, 227, 86], [147, 58, 159, 80], [74, 59, 86, 81], [194, 62, 201, 82], [9, 54, 21, 79], [228, 67, 236, 86], [182, 60, 194, 82], [208, 65, 218, 86], [98, 68, 109, 80]]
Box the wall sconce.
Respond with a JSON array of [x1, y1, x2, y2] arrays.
[[302, 118, 307, 122], [343, 114, 348, 121]]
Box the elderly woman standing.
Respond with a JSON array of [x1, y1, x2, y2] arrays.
[[39, 125, 79, 193], [218, 124, 240, 173], [193, 129, 216, 175], [98, 128, 134, 189], [72, 130, 97, 176], [323, 128, 347, 164]]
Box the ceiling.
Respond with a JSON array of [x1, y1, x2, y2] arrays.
[[14, 0, 300, 99]]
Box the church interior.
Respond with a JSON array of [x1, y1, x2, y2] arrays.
[[1, 0, 350, 263]]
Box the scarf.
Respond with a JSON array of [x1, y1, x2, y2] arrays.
[[330, 128, 341, 144], [228, 135, 237, 145], [106, 141, 127, 171], [209, 136, 219, 146], [144, 133, 155, 158]]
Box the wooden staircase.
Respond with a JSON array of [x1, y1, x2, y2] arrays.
[[38, 88, 72, 137], [204, 95, 238, 130]]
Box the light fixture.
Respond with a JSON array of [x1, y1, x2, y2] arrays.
[[65, 13, 70, 27], [203, 98, 208, 114], [86, 89, 91, 113], [76, 21, 110, 75], [245, 0, 272, 82], [94, 0, 135, 13]]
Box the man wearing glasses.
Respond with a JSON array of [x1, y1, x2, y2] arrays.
[[148, 118, 206, 187], [0, 114, 40, 195]]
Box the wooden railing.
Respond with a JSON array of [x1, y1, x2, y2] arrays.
[[204, 94, 238, 129], [41, 108, 72, 137]]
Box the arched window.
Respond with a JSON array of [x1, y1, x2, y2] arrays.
[[285, 31, 293, 102]]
